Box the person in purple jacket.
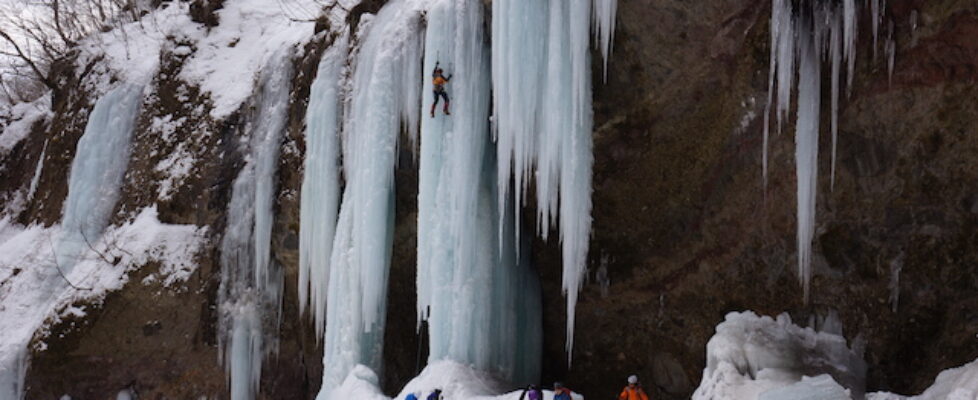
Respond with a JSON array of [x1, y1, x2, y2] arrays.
[[518, 384, 543, 400]]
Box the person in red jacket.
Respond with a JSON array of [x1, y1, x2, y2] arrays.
[[619, 375, 650, 400]]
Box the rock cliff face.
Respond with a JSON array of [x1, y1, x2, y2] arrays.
[[1, 0, 976, 399]]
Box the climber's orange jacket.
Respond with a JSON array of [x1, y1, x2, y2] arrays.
[[433, 75, 449, 92], [619, 386, 650, 400]]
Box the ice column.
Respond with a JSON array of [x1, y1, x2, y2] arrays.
[[417, 0, 542, 386], [492, 0, 610, 360], [56, 85, 144, 269], [795, 12, 821, 304], [217, 51, 292, 400], [318, 0, 423, 397], [299, 34, 348, 338], [0, 84, 142, 400]]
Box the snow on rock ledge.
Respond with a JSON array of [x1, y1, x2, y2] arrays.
[[868, 359, 978, 400], [0, 206, 206, 399], [692, 311, 866, 400]]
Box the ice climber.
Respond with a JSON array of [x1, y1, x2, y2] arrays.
[[430, 61, 452, 117], [427, 388, 443, 400], [619, 375, 650, 400], [553, 382, 574, 400], [518, 384, 543, 400]]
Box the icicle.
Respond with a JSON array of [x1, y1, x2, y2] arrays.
[[298, 34, 348, 339], [218, 50, 292, 400], [561, 0, 594, 362], [491, 0, 547, 242], [886, 19, 896, 85], [592, 0, 618, 80], [794, 10, 821, 304], [26, 139, 47, 201], [888, 253, 903, 313], [870, 0, 881, 58], [492, 0, 607, 360], [843, 0, 858, 91], [318, 0, 423, 396], [763, 0, 795, 185], [910, 9, 919, 47], [829, 9, 842, 190]]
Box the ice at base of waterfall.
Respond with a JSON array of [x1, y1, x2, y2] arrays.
[[325, 361, 584, 400], [691, 311, 865, 400]]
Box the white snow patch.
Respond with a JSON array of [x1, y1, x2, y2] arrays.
[[155, 142, 196, 201], [0, 206, 206, 397], [868, 359, 978, 400], [0, 94, 50, 157], [76, 0, 319, 118], [179, 0, 319, 118]]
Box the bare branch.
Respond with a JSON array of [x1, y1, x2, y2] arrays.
[[45, 232, 93, 291], [80, 227, 118, 266]]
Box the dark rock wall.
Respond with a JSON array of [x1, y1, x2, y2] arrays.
[[537, 0, 978, 399], [4, 0, 977, 399]]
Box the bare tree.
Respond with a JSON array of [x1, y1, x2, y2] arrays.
[[0, 0, 151, 102]]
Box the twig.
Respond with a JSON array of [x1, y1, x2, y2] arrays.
[[45, 233, 93, 291], [79, 227, 117, 265]]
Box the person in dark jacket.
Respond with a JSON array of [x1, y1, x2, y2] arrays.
[[554, 382, 574, 400], [426, 388, 443, 400], [518, 384, 543, 400]]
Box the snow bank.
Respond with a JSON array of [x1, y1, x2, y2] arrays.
[[0, 206, 206, 399], [692, 311, 866, 400], [77, 0, 319, 117], [0, 94, 50, 157], [868, 359, 978, 400]]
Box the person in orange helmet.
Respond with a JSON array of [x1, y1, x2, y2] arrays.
[[619, 375, 650, 400], [430, 61, 452, 117]]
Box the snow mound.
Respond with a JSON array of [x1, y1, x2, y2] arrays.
[[868, 359, 978, 400], [692, 311, 866, 400]]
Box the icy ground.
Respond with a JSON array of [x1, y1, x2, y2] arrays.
[[327, 361, 583, 400], [0, 207, 206, 398]]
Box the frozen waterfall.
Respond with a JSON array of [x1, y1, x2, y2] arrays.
[[317, 0, 423, 397], [492, 0, 612, 359], [56, 85, 144, 270], [217, 51, 292, 400], [0, 84, 143, 400], [299, 34, 348, 339], [416, 0, 542, 386]]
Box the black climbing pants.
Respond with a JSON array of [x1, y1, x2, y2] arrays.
[[432, 90, 450, 105]]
